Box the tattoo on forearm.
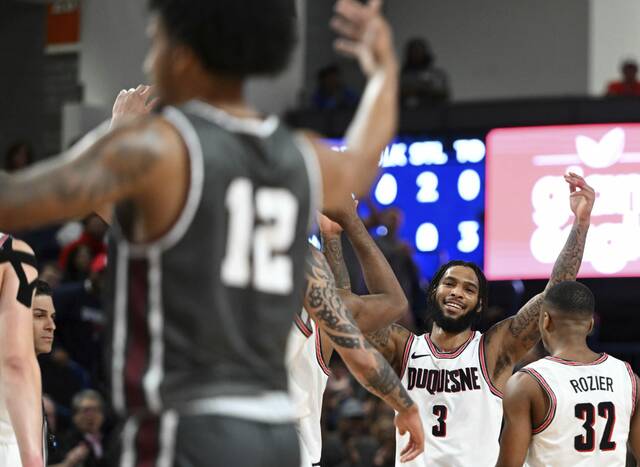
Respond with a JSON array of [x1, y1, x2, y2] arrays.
[[508, 295, 543, 340], [322, 236, 351, 290], [304, 248, 414, 411], [549, 223, 587, 285], [326, 333, 362, 349], [305, 249, 364, 348], [367, 326, 391, 350], [501, 222, 588, 364], [364, 351, 413, 410]]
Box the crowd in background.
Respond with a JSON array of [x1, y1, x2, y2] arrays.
[[5, 40, 640, 467]]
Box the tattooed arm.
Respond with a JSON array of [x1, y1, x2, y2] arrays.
[[304, 247, 424, 461], [0, 115, 184, 233], [319, 204, 408, 330], [483, 173, 595, 392]]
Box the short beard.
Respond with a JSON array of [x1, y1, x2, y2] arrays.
[[428, 299, 480, 334]]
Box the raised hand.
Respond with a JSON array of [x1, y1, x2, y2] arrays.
[[395, 404, 425, 462], [564, 172, 595, 224], [322, 191, 359, 228], [110, 84, 158, 128], [331, 0, 396, 76], [318, 212, 343, 236]]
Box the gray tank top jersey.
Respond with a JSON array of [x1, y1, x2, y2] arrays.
[[105, 101, 320, 415]]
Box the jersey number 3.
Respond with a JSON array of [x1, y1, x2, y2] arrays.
[[432, 405, 447, 437], [574, 402, 616, 452], [221, 178, 299, 295]]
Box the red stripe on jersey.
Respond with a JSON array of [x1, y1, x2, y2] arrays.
[[521, 368, 557, 434], [424, 331, 475, 359], [478, 334, 503, 398], [294, 314, 313, 338], [625, 362, 637, 417], [135, 415, 160, 467], [545, 354, 608, 366], [124, 258, 150, 410], [400, 334, 415, 380], [316, 328, 331, 376], [315, 330, 331, 377]]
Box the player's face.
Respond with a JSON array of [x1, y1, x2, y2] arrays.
[[430, 266, 481, 333], [436, 266, 480, 319], [32, 294, 56, 355]]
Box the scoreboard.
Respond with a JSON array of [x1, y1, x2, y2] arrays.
[[325, 136, 486, 280]]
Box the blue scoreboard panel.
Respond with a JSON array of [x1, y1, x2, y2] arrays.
[[323, 136, 486, 280]]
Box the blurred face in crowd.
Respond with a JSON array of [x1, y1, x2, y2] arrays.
[[84, 214, 108, 240], [431, 266, 481, 333], [32, 293, 56, 355], [73, 397, 104, 435], [40, 263, 62, 290], [623, 62, 638, 83], [72, 245, 93, 277]]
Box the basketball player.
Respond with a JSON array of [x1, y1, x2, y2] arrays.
[[337, 173, 595, 466], [288, 197, 410, 466], [496, 281, 640, 467], [0, 1, 408, 464], [0, 235, 42, 467]]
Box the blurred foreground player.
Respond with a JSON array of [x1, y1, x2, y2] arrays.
[[496, 281, 640, 467], [0, 0, 403, 465], [0, 235, 42, 467]]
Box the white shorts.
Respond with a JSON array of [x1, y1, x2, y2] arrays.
[[0, 441, 21, 467]]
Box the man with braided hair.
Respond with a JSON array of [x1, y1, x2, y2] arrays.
[[327, 174, 596, 466]]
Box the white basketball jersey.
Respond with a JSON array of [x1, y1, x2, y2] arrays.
[[286, 309, 330, 467], [523, 354, 636, 467], [0, 373, 21, 467], [396, 331, 503, 467]]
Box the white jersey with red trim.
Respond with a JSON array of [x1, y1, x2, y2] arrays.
[[286, 308, 330, 467], [522, 354, 636, 467], [395, 331, 503, 467]]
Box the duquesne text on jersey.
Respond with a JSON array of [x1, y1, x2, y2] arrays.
[[406, 367, 481, 394]]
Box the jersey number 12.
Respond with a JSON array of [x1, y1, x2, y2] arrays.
[[221, 178, 298, 295]]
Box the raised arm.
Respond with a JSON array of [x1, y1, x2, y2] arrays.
[[304, 247, 424, 462], [483, 173, 594, 389], [303, 0, 398, 212], [319, 199, 408, 334], [0, 109, 182, 232], [495, 373, 537, 467], [0, 239, 42, 467]]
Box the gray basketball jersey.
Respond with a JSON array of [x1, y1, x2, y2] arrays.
[[105, 100, 320, 415]]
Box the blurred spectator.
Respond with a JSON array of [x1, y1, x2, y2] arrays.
[[40, 347, 91, 411], [368, 205, 426, 329], [63, 244, 93, 283], [55, 390, 108, 467], [400, 37, 450, 107], [59, 214, 108, 273], [40, 261, 64, 290], [4, 140, 34, 172], [53, 253, 107, 383], [312, 64, 359, 110], [372, 415, 395, 467], [606, 59, 640, 97]]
